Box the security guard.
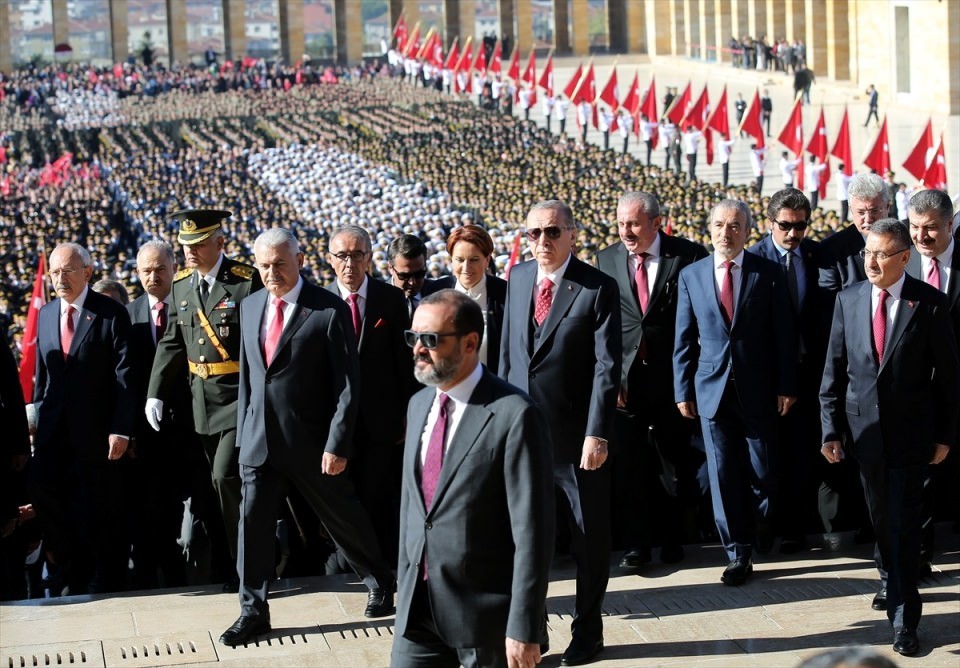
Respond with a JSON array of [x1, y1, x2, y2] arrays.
[[145, 209, 261, 591]]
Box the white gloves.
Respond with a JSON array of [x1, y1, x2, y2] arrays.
[[145, 398, 164, 432]]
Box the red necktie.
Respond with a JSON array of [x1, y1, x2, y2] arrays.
[[61, 305, 75, 360], [421, 393, 449, 510], [720, 260, 735, 326], [873, 289, 888, 365], [635, 252, 650, 313], [154, 301, 167, 346], [347, 293, 362, 338], [534, 278, 553, 325], [263, 297, 284, 366], [926, 257, 941, 292]]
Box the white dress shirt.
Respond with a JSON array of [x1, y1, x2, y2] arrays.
[[147, 293, 173, 345], [260, 277, 303, 344], [871, 274, 905, 354], [419, 362, 483, 465], [337, 275, 369, 321], [713, 250, 745, 313], [920, 238, 953, 294], [198, 253, 224, 294], [629, 233, 662, 303]]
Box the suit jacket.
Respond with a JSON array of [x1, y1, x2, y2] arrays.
[[148, 255, 262, 434], [326, 278, 413, 447], [820, 276, 959, 467], [236, 282, 360, 467], [395, 370, 554, 647], [499, 256, 621, 464], [33, 290, 135, 458], [905, 243, 960, 349], [429, 274, 507, 374], [748, 236, 829, 367], [818, 224, 866, 296], [595, 233, 708, 393], [673, 252, 797, 419]]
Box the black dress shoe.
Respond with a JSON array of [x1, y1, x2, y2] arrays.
[[779, 536, 807, 555], [618, 547, 651, 571], [365, 587, 395, 618], [660, 544, 685, 564], [219, 615, 271, 646], [721, 558, 753, 586], [871, 586, 888, 611], [893, 628, 919, 656], [560, 638, 604, 666]]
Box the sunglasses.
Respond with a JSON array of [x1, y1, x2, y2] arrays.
[[773, 220, 809, 232], [392, 267, 427, 281], [404, 330, 459, 349], [524, 226, 569, 241]]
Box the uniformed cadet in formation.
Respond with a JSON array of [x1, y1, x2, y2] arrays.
[[145, 209, 262, 591]]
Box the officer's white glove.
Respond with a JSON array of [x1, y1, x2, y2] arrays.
[[145, 398, 164, 432]]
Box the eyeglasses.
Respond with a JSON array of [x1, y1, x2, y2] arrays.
[[852, 207, 886, 219], [391, 266, 427, 281], [404, 330, 459, 349], [49, 268, 80, 277], [330, 251, 368, 263], [524, 226, 570, 242], [859, 248, 909, 261], [773, 220, 809, 232]]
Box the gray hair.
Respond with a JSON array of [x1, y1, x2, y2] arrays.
[[529, 200, 577, 229], [868, 218, 911, 248], [618, 191, 660, 218], [330, 224, 372, 252], [92, 278, 129, 304], [711, 199, 754, 230], [909, 188, 953, 222], [848, 173, 889, 204], [137, 239, 175, 265], [254, 227, 300, 255], [52, 242, 92, 267]]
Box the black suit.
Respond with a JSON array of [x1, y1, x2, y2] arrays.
[[30, 288, 135, 593], [325, 278, 413, 560], [595, 234, 708, 553], [428, 274, 507, 374], [235, 281, 393, 619], [500, 256, 621, 644], [821, 276, 959, 631], [748, 236, 828, 538], [393, 369, 554, 664], [0, 344, 30, 600], [818, 225, 867, 296]]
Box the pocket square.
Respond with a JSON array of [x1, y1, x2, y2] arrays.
[[374, 318, 386, 328]]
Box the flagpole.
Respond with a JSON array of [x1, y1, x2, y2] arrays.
[[569, 58, 593, 105]]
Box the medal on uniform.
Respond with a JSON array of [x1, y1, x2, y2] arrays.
[[219, 326, 230, 338], [180, 300, 188, 311]]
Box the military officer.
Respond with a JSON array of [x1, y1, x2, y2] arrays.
[[146, 209, 262, 591]]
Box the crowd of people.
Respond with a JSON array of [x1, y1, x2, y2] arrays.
[[1, 57, 958, 664]]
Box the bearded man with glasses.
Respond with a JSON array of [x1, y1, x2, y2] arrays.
[[748, 188, 827, 555], [500, 200, 621, 666]]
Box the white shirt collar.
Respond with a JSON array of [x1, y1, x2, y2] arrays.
[[147, 292, 172, 309], [61, 285, 89, 313], [337, 275, 368, 301], [272, 276, 304, 306], [199, 254, 225, 285], [537, 253, 573, 286], [633, 233, 662, 260], [922, 238, 954, 269], [714, 250, 745, 270], [872, 273, 906, 301], [455, 274, 487, 301], [437, 360, 483, 406]]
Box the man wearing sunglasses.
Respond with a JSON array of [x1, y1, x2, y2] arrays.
[[820, 219, 958, 657], [748, 188, 826, 555], [393, 289, 554, 668], [500, 200, 621, 666], [388, 234, 442, 318]]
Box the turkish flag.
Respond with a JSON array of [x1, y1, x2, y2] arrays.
[[921, 134, 947, 191], [863, 116, 891, 175], [831, 106, 853, 175], [538, 52, 554, 97], [738, 89, 766, 149], [806, 108, 831, 200], [443, 37, 460, 70], [681, 84, 708, 131], [506, 46, 520, 81], [19, 253, 47, 402], [599, 66, 619, 110], [521, 51, 537, 104], [563, 63, 583, 101], [705, 85, 730, 139], [393, 15, 408, 52], [902, 118, 934, 181], [777, 95, 804, 190], [571, 63, 595, 106], [665, 82, 691, 126], [489, 39, 502, 74]]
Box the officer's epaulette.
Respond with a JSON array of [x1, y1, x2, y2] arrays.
[[173, 268, 193, 282], [230, 263, 256, 280]]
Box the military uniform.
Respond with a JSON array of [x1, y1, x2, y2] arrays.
[[147, 211, 261, 576]]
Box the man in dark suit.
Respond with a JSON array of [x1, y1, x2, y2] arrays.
[[326, 224, 414, 562], [905, 188, 959, 577], [817, 173, 891, 536], [392, 289, 554, 668], [125, 240, 192, 589], [748, 188, 826, 553], [220, 229, 395, 647], [595, 192, 707, 570], [1, 343, 31, 600], [147, 209, 262, 591], [674, 200, 797, 586], [500, 200, 621, 666], [820, 219, 958, 657], [388, 234, 437, 318], [29, 243, 135, 594]]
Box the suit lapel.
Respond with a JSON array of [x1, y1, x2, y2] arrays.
[[512, 262, 534, 356], [732, 255, 758, 330], [406, 390, 433, 514], [854, 282, 877, 370], [427, 377, 493, 516], [880, 279, 920, 373], [610, 245, 641, 320], [69, 302, 96, 358], [648, 252, 676, 316], [536, 258, 583, 351], [947, 244, 960, 310]]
